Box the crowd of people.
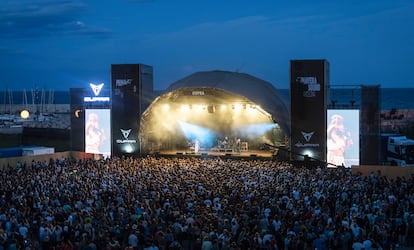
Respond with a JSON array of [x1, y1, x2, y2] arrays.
[[1, 155, 414, 250]]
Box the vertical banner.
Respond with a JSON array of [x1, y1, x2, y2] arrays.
[[70, 88, 85, 152], [111, 64, 153, 157], [290, 60, 329, 163]]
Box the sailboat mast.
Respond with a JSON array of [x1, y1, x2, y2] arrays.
[[8, 89, 13, 114]]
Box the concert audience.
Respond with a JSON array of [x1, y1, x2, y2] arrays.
[[0, 156, 413, 250]]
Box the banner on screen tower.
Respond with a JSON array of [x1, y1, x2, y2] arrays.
[[290, 60, 329, 162], [111, 64, 153, 157]]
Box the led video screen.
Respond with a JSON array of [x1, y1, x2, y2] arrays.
[[85, 109, 111, 157], [327, 109, 360, 167]]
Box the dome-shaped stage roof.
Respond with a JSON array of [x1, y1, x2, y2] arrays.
[[166, 70, 290, 135]]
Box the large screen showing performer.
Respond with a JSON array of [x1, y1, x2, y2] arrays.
[[327, 109, 360, 167], [85, 109, 111, 157]]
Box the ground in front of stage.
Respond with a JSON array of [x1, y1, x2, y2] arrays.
[[154, 149, 275, 159]]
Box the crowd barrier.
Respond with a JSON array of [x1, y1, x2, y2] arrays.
[[2, 152, 414, 180], [0, 151, 96, 169], [351, 165, 414, 179]]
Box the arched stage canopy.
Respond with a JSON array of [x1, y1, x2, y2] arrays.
[[140, 70, 290, 153], [165, 70, 290, 134]]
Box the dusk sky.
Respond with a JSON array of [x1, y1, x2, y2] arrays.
[[1, 0, 413, 91]]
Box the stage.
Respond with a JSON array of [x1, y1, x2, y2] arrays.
[[152, 149, 275, 159]]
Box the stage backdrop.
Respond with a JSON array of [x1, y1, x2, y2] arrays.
[[111, 64, 153, 157], [290, 60, 329, 163]]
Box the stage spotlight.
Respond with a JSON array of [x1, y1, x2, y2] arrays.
[[302, 149, 314, 158], [122, 144, 135, 154], [180, 104, 190, 112], [20, 110, 30, 119], [233, 103, 242, 111], [162, 104, 170, 111], [193, 104, 204, 111], [247, 105, 257, 114]]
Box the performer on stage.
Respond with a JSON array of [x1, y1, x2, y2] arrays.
[[223, 136, 229, 149], [235, 138, 241, 152], [194, 139, 200, 153]]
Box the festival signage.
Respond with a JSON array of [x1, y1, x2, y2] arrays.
[[290, 60, 329, 162], [83, 83, 110, 102]]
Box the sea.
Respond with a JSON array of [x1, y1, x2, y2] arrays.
[[0, 88, 413, 110]]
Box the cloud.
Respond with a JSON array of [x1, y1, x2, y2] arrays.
[[0, 0, 111, 39]]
